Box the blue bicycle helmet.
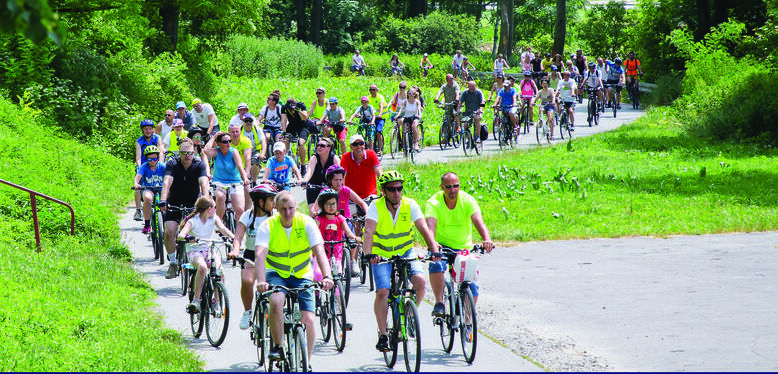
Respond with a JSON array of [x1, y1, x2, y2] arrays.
[[140, 119, 155, 129]]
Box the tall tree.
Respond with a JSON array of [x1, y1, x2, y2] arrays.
[[553, 0, 566, 56], [407, 0, 426, 17], [696, 0, 711, 41], [492, 3, 500, 58], [160, 1, 179, 52], [311, 0, 322, 45], [498, 0, 513, 59], [296, 0, 307, 41]]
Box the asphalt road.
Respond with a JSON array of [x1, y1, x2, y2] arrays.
[[121, 209, 540, 372]]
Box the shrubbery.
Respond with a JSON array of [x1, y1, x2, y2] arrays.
[[367, 11, 480, 55], [223, 35, 323, 79]]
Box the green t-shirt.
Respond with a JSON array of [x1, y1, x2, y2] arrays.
[[425, 190, 480, 249]]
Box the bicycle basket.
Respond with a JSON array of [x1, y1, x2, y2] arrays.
[[452, 251, 479, 283]]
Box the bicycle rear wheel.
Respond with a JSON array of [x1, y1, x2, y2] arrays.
[[189, 275, 204, 338], [459, 288, 478, 364], [206, 281, 230, 347], [405, 130, 415, 163], [402, 299, 421, 372], [438, 281, 455, 353], [491, 116, 499, 140], [473, 126, 483, 155], [332, 280, 347, 352], [438, 122, 448, 150], [180, 263, 189, 296], [562, 115, 573, 139]]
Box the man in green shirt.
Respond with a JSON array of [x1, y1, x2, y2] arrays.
[[426, 172, 494, 316]]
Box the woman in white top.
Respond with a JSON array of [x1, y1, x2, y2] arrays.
[[399, 88, 424, 152], [178, 196, 235, 314], [493, 53, 511, 77], [387, 81, 408, 130]]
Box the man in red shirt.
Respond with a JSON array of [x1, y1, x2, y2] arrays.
[[340, 134, 382, 200]]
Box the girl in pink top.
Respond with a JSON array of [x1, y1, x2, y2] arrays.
[[312, 189, 360, 281]]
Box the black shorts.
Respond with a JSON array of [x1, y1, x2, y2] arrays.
[[306, 186, 325, 205], [164, 208, 185, 223], [243, 249, 255, 262], [403, 116, 419, 125], [286, 127, 310, 143]]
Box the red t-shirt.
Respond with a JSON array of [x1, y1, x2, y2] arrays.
[[340, 150, 380, 198]]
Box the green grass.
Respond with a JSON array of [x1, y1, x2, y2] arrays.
[[0, 98, 202, 371], [395, 107, 778, 242]]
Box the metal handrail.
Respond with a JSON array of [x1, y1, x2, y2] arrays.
[[0, 179, 75, 252]]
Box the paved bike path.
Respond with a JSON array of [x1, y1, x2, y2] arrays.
[[121, 207, 541, 372]]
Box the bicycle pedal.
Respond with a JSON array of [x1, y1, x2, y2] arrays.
[[345, 323, 353, 331]]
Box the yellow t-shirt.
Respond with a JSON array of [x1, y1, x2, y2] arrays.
[[234, 135, 252, 168], [541, 59, 553, 73], [369, 93, 387, 118], [421, 57, 430, 65], [424, 190, 481, 249]]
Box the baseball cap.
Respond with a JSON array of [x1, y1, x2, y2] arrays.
[[503, 81, 511, 87], [360, 96, 369, 101], [172, 118, 184, 127], [176, 101, 186, 109], [349, 134, 365, 145], [242, 113, 255, 121], [272, 142, 285, 153], [237, 102, 249, 110], [191, 98, 202, 106]]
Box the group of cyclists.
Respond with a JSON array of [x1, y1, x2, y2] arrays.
[[129, 45, 641, 370]]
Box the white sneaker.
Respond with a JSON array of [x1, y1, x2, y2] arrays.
[[239, 310, 251, 330], [351, 260, 361, 277]]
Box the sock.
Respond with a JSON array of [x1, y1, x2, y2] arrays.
[[168, 253, 177, 264], [143, 219, 150, 227]]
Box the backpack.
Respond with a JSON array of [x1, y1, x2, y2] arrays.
[[263, 105, 282, 127]]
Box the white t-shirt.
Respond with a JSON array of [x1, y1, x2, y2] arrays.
[[187, 215, 215, 252], [255, 214, 323, 280], [259, 104, 283, 128], [556, 79, 578, 102], [584, 70, 602, 88], [157, 120, 173, 140], [238, 210, 271, 251], [366, 198, 424, 226], [520, 51, 535, 62], [229, 113, 243, 129], [192, 103, 218, 130], [452, 54, 465, 68], [596, 63, 608, 81], [352, 54, 366, 66]]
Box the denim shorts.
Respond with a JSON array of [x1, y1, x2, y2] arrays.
[[428, 259, 479, 297], [265, 270, 315, 312], [375, 118, 385, 133], [372, 249, 425, 291]]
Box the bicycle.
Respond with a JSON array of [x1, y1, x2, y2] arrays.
[[434, 245, 485, 364], [282, 132, 307, 176], [316, 241, 352, 352], [259, 283, 319, 372], [366, 254, 426, 372], [389, 117, 425, 163], [165, 204, 196, 275], [131, 186, 165, 264], [535, 104, 553, 145], [182, 235, 233, 347], [354, 121, 381, 159], [518, 98, 533, 135], [557, 100, 575, 140], [322, 238, 355, 307], [310, 121, 346, 158], [494, 105, 517, 149], [604, 83, 622, 118], [628, 74, 641, 109], [436, 101, 460, 150], [458, 111, 483, 156], [586, 87, 601, 127]]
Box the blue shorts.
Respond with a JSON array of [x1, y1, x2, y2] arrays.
[[502, 106, 518, 115], [372, 249, 425, 291], [265, 270, 315, 312], [428, 259, 480, 297], [543, 104, 556, 113], [375, 118, 385, 133], [264, 127, 283, 140]]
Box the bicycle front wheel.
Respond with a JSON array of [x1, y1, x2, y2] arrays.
[[535, 119, 544, 145], [189, 276, 204, 338], [406, 130, 416, 163], [418, 122, 426, 150], [389, 128, 400, 160], [474, 126, 483, 155], [255, 301, 269, 366], [332, 280, 348, 352], [439, 281, 455, 353], [383, 304, 398, 368], [292, 325, 309, 372], [318, 290, 332, 342], [459, 287, 478, 364], [341, 254, 352, 306], [206, 281, 230, 347], [402, 299, 422, 372], [438, 122, 448, 150], [462, 130, 471, 156]]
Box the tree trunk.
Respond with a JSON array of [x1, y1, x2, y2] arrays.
[[160, 2, 180, 52], [711, 0, 728, 27], [553, 0, 566, 56], [311, 0, 322, 45], [492, 3, 500, 59], [696, 0, 711, 41], [498, 0, 514, 60], [295, 0, 307, 42]]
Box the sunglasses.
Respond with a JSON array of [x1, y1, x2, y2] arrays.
[[369, 88, 377, 91], [147, 157, 159, 161], [243, 119, 253, 123], [219, 139, 231, 144], [193, 105, 201, 109], [316, 92, 325, 95], [384, 186, 403, 193], [165, 114, 173, 117], [399, 86, 406, 89], [317, 143, 329, 148], [444, 184, 460, 189], [192, 135, 202, 139], [351, 141, 365, 146], [180, 151, 195, 156]]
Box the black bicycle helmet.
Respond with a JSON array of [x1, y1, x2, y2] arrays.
[[614, 57, 623, 64], [316, 188, 339, 209], [187, 127, 206, 139], [588, 62, 596, 68]]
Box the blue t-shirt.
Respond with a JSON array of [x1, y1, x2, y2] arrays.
[[137, 162, 166, 188], [267, 155, 296, 186], [606, 61, 625, 81], [136, 135, 161, 164], [498, 87, 516, 107], [176, 110, 195, 130]]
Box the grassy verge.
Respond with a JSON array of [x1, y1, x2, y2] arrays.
[[0, 98, 202, 370], [396, 107, 778, 242]]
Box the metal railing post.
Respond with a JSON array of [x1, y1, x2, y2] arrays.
[[30, 193, 41, 252], [0, 179, 75, 251]]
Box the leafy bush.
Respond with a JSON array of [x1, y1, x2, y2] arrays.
[[0, 34, 54, 100], [224, 35, 323, 79], [643, 73, 682, 107], [369, 11, 480, 55], [576, 1, 633, 59]]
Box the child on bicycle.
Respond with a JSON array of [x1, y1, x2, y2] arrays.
[[178, 196, 235, 314], [325, 165, 368, 275], [317, 97, 348, 154], [312, 189, 361, 280], [133, 145, 165, 234], [261, 142, 302, 191], [348, 96, 376, 152]]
